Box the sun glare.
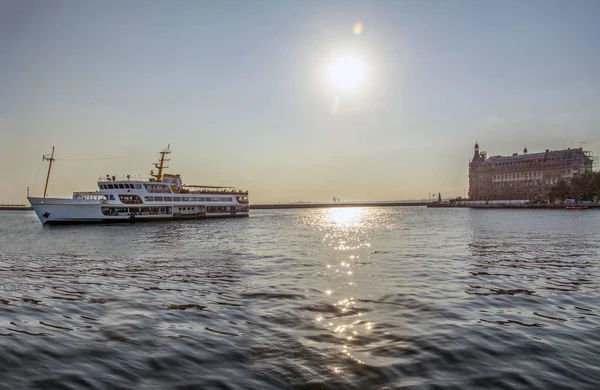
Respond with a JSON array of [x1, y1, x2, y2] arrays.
[[329, 56, 365, 90]]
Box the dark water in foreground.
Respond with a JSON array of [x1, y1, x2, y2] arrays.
[[1, 208, 599, 389]]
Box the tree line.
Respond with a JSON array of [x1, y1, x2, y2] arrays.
[[549, 171, 600, 202]]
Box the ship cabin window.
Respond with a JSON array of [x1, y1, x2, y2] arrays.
[[173, 197, 181, 202], [154, 196, 163, 201], [182, 197, 189, 201], [107, 184, 114, 189], [191, 197, 197, 201], [144, 184, 170, 193], [118, 194, 143, 204], [145, 196, 153, 202], [198, 197, 205, 201], [163, 196, 172, 201], [135, 184, 142, 189], [117, 184, 123, 189], [220, 197, 227, 202], [110, 195, 115, 200]]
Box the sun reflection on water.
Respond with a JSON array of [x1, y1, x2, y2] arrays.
[[324, 208, 366, 228], [300, 207, 384, 369]]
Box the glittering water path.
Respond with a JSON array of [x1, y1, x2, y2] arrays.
[[1, 208, 599, 389]]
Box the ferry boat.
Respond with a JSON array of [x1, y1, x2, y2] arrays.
[[28, 146, 249, 225]]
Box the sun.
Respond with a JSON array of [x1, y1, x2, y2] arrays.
[[329, 56, 365, 90]]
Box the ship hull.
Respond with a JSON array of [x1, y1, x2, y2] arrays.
[[28, 197, 249, 225], [43, 214, 250, 225]]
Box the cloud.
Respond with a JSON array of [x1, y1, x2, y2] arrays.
[[568, 140, 588, 148]]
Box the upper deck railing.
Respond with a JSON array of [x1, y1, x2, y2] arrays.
[[181, 185, 248, 195], [97, 175, 151, 182], [95, 178, 249, 195]]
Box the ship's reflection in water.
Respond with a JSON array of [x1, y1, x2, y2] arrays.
[[0, 208, 599, 389]]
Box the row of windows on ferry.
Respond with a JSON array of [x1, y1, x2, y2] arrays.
[[101, 206, 248, 216], [143, 196, 234, 202], [100, 183, 141, 190]]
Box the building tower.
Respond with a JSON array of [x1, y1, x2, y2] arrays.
[[468, 142, 483, 200]]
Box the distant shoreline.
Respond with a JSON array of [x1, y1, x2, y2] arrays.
[[250, 202, 428, 209], [428, 203, 600, 210], [0, 202, 428, 212], [3, 202, 598, 212]]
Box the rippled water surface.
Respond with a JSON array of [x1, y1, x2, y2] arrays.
[[1, 208, 599, 389]]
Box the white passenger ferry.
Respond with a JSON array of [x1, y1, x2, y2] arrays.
[[28, 146, 249, 225]]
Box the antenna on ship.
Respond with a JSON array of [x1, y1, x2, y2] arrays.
[[150, 144, 170, 181], [42, 147, 55, 198]]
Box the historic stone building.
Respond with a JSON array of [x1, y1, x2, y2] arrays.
[[468, 143, 594, 201]]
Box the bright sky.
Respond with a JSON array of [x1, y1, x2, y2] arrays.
[[1, 0, 599, 204]]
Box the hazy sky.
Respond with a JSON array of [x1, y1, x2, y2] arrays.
[[1, 0, 599, 204]]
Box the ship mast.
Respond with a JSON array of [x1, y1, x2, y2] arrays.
[[42, 147, 55, 198], [150, 144, 170, 181]]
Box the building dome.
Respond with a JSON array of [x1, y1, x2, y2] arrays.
[[523, 146, 528, 153]]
